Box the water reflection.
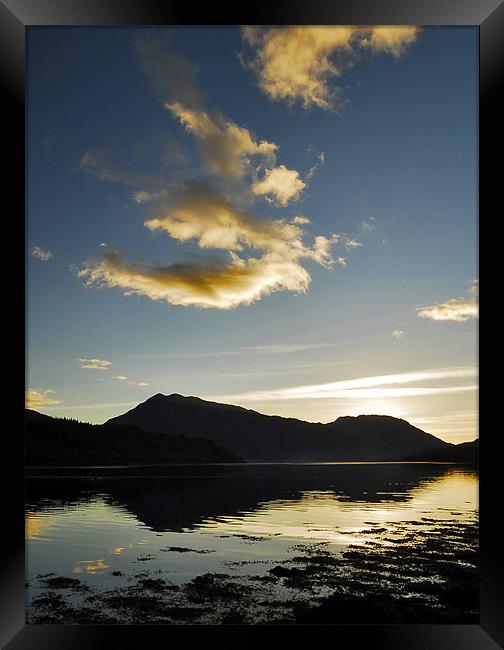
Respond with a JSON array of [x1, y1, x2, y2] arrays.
[[27, 463, 476, 534], [73, 559, 110, 574], [25, 512, 55, 540], [25, 463, 478, 625], [202, 470, 477, 544]]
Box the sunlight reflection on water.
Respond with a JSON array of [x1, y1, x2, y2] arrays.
[[26, 464, 478, 594]]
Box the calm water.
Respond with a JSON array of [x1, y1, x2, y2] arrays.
[[26, 463, 478, 624]]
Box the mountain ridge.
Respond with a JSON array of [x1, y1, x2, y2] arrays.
[[25, 409, 244, 465], [104, 392, 467, 463]]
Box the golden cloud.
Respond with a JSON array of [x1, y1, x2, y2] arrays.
[[78, 38, 365, 310], [78, 358, 113, 370], [26, 388, 61, 409], [292, 216, 311, 225], [144, 182, 312, 253], [78, 182, 349, 309], [242, 26, 419, 110], [137, 38, 305, 201], [417, 281, 479, 322], [360, 26, 419, 58], [417, 299, 478, 322], [167, 102, 278, 182], [78, 246, 310, 310], [167, 102, 309, 206], [252, 165, 306, 206]]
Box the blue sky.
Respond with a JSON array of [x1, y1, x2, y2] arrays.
[[26, 26, 478, 441]]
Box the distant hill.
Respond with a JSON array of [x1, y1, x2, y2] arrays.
[[26, 408, 53, 422], [26, 410, 243, 466], [106, 393, 456, 462], [402, 439, 478, 464]]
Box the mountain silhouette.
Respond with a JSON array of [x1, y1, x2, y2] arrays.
[[105, 393, 459, 462], [402, 438, 478, 463], [26, 409, 243, 465]]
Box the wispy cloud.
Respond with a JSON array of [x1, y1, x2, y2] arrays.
[[167, 102, 277, 184], [137, 38, 311, 205], [135, 35, 205, 107], [241, 26, 419, 110], [78, 358, 112, 370], [286, 386, 476, 399], [417, 281, 478, 322], [167, 102, 310, 206], [122, 378, 150, 387], [412, 411, 477, 427], [342, 237, 363, 250], [46, 401, 138, 411], [26, 388, 61, 408], [31, 246, 53, 262], [391, 329, 405, 339], [206, 358, 357, 379], [108, 373, 149, 387], [243, 343, 339, 354], [208, 366, 476, 402], [120, 341, 347, 360], [359, 217, 376, 234], [80, 149, 165, 190], [362, 26, 419, 57], [306, 151, 326, 180], [410, 411, 478, 441]]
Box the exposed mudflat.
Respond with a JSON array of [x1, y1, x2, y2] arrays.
[[27, 518, 477, 625]]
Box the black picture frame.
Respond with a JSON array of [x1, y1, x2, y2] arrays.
[[3, 1, 500, 647]]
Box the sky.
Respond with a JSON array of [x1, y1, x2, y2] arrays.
[[26, 26, 478, 442]]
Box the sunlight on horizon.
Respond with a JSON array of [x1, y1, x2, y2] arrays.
[[33, 360, 478, 443]]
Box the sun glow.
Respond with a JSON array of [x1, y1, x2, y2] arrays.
[[340, 399, 409, 419]]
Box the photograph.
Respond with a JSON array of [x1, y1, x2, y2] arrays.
[[25, 24, 479, 627]]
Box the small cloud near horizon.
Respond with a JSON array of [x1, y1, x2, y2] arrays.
[[417, 280, 478, 322], [31, 246, 53, 262], [26, 388, 61, 409], [78, 358, 113, 370], [359, 217, 376, 234]]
